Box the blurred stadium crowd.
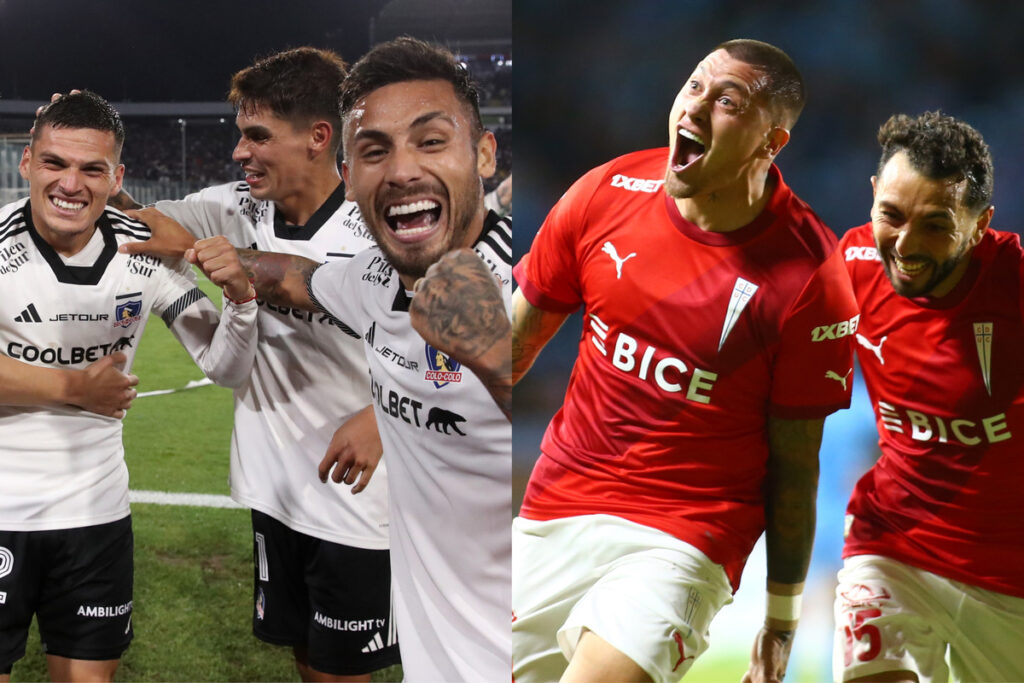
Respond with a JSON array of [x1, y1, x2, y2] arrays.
[[0, 51, 510, 197]]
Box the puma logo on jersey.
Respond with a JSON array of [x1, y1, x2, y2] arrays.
[[825, 368, 853, 391], [601, 241, 636, 279], [719, 278, 758, 351], [974, 322, 993, 396], [856, 333, 887, 365]]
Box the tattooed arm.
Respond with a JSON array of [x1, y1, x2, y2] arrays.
[[236, 248, 320, 310], [510, 289, 569, 385], [409, 248, 512, 418], [742, 416, 823, 683]]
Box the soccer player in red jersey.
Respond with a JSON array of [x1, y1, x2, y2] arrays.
[[512, 39, 858, 682], [834, 112, 1024, 682]]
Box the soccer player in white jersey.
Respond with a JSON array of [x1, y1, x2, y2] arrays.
[[163, 38, 512, 681], [115, 48, 398, 681], [0, 91, 257, 682]]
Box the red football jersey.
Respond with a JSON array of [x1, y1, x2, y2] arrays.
[[841, 223, 1024, 598], [516, 149, 857, 589]]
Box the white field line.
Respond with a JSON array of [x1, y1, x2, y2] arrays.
[[137, 377, 214, 398], [129, 489, 242, 508], [133, 359, 230, 507]]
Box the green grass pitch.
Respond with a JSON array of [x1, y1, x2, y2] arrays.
[[9, 277, 401, 682]]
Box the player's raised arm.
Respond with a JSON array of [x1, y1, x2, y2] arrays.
[[236, 247, 320, 312], [119, 207, 197, 258], [742, 416, 823, 683], [510, 288, 569, 385], [0, 352, 138, 418], [409, 248, 512, 418], [163, 238, 259, 389]]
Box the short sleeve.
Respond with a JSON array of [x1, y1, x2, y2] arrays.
[[514, 166, 608, 313], [156, 184, 237, 241], [770, 248, 859, 418]]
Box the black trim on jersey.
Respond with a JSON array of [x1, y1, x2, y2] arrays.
[[273, 182, 347, 241], [161, 287, 207, 326], [474, 211, 512, 265], [0, 211, 30, 245], [391, 286, 412, 313], [25, 200, 119, 285], [107, 211, 152, 240], [305, 264, 362, 338]]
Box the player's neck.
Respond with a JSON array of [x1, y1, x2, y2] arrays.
[[674, 166, 775, 233], [274, 167, 342, 226], [32, 214, 96, 257]]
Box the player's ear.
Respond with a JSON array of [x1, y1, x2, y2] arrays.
[[475, 131, 497, 179], [18, 145, 31, 181], [971, 205, 993, 246], [111, 164, 125, 196], [310, 121, 332, 156], [762, 126, 790, 158], [870, 175, 878, 197], [341, 162, 354, 200]]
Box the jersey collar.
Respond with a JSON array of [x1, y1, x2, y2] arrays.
[[272, 181, 348, 241], [25, 201, 118, 285]]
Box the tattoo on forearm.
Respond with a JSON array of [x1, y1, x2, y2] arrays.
[[238, 248, 317, 309], [764, 418, 823, 585]]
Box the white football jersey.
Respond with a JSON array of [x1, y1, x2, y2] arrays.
[[309, 212, 513, 682], [156, 182, 389, 548], [0, 199, 257, 531]]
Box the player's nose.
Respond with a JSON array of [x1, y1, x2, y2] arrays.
[[385, 145, 423, 186]]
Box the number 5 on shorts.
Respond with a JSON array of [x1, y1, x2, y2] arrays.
[[843, 608, 882, 666]]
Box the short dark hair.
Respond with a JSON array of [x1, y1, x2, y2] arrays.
[[715, 39, 805, 129], [877, 111, 993, 214], [340, 36, 483, 140], [32, 90, 125, 156], [229, 47, 348, 153]]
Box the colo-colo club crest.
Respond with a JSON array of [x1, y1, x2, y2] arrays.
[[424, 344, 463, 388]]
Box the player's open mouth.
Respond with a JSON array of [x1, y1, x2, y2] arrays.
[[50, 196, 85, 213], [671, 128, 706, 172], [242, 168, 265, 185], [894, 256, 928, 277], [385, 199, 442, 242]]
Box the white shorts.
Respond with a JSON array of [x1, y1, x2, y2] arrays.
[[833, 555, 1024, 682], [512, 515, 733, 683]]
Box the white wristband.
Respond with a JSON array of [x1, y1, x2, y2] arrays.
[[766, 591, 802, 623]]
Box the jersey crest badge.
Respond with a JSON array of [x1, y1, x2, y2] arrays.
[[719, 278, 758, 351], [423, 344, 463, 388], [974, 322, 993, 396], [113, 293, 143, 328]]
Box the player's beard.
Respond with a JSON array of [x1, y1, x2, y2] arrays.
[[366, 179, 483, 281], [881, 239, 969, 298]]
